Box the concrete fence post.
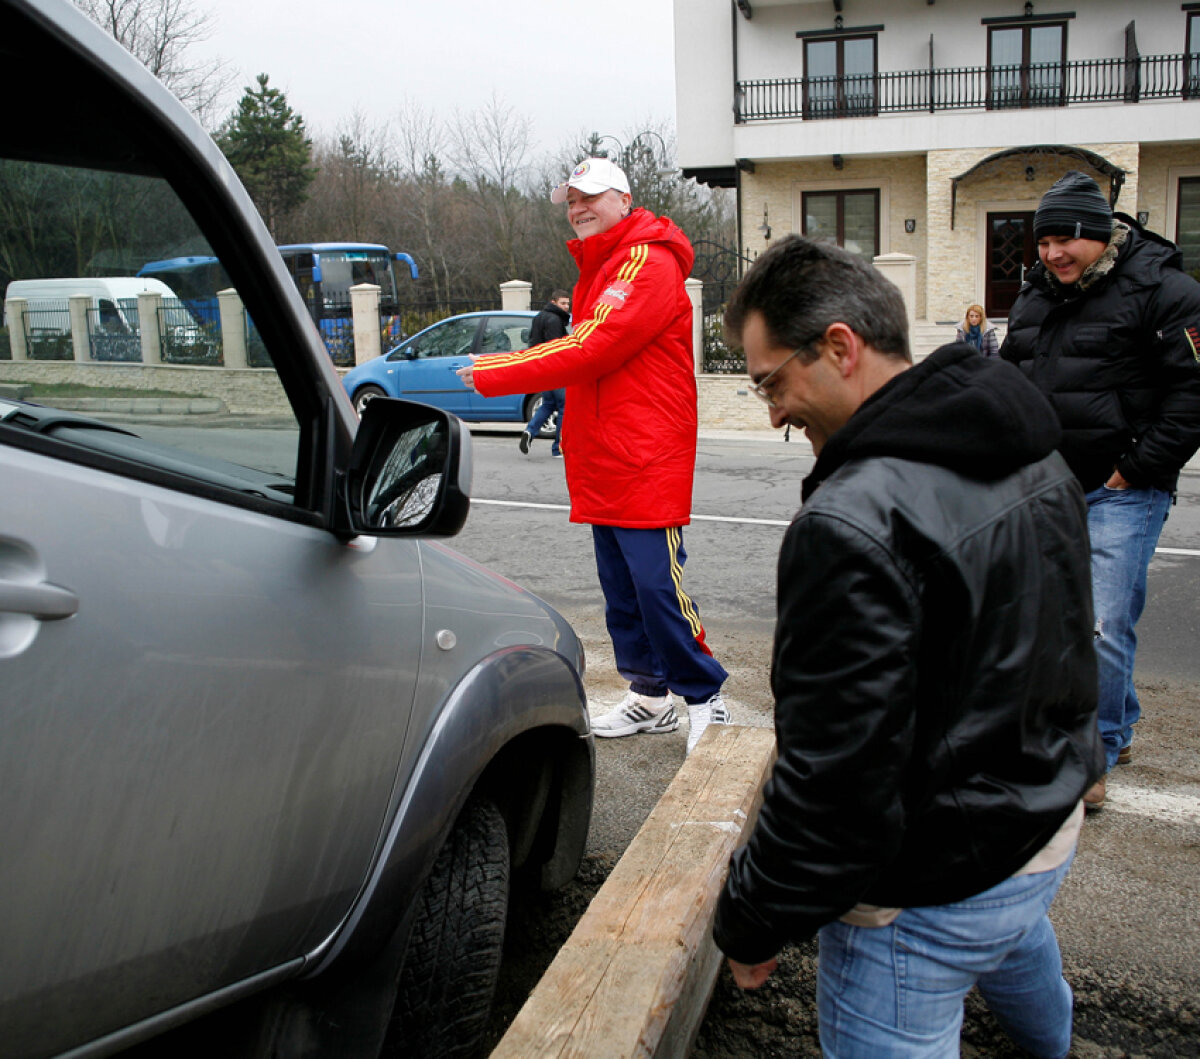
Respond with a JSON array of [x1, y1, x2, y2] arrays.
[[685, 277, 704, 374], [69, 294, 92, 362], [500, 280, 532, 313], [137, 291, 163, 365], [217, 287, 248, 369], [873, 253, 917, 326], [350, 282, 382, 366], [5, 297, 29, 361]]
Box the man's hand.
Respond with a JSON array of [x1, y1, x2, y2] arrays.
[[456, 355, 478, 393], [1105, 468, 1132, 490], [727, 956, 778, 990]]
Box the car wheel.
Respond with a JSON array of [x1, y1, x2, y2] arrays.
[[387, 796, 510, 1058], [353, 385, 387, 417], [523, 394, 558, 439]]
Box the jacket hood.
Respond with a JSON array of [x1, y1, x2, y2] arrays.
[[542, 301, 570, 322], [803, 344, 1062, 501], [569, 207, 694, 276]]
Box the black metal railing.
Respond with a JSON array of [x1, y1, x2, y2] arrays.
[[736, 53, 1198, 122]]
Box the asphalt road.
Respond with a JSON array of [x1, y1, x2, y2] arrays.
[[453, 425, 1200, 1058]]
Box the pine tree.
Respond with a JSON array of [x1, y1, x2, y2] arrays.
[[218, 74, 315, 237]]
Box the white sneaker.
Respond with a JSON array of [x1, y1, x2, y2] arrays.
[[591, 691, 678, 738], [687, 692, 731, 754]]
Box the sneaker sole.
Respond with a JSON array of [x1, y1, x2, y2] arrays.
[[592, 718, 679, 738]]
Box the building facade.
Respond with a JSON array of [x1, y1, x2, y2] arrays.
[[674, 0, 1200, 331]]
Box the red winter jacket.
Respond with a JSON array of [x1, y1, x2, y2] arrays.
[[472, 208, 698, 527]]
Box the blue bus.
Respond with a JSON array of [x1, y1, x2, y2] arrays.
[[138, 243, 419, 362]]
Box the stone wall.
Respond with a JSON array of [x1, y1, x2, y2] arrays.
[[0, 359, 775, 431], [740, 155, 929, 317], [0, 360, 290, 415], [925, 142, 1140, 322], [697, 373, 772, 430], [1138, 142, 1200, 240]]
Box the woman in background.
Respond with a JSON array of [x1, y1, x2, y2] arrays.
[[957, 303, 999, 358]]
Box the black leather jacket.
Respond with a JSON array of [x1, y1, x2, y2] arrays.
[[714, 346, 1103, 965], [1001, 215, 1200, 493]]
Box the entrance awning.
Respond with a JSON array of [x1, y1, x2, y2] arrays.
[[950, 145, 1127, 229]]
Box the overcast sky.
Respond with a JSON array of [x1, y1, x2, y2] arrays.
[[191, 0, 678, 164]]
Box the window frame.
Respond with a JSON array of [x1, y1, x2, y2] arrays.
[[986, 19, 1069, 109], [801, 32, 880, 119], [1186, 11, 1200, 100], [801, 188, 882, 262], [1176, 175, 1200, 273], [0, 13, 347, 526]]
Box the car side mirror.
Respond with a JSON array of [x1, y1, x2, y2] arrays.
[[340, 398, 471, 538]]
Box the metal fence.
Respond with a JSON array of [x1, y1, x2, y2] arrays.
[[298, 291, 500, 367], [4, 288, 516, 367], [21, 303, 74, 360], [692, 240, 751, 374], [736, 53, 1196, 122]]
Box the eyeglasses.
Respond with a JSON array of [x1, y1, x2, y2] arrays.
[[749, 347, 809, 408]]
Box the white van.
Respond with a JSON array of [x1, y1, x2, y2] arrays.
[[3, 275, 181, 336]]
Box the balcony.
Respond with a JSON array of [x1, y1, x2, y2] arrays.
[[735, 54, 1200, 123]]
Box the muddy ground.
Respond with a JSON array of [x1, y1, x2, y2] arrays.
[[484, 608, 1200, 1058]]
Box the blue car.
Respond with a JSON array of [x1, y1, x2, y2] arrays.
[[343, 310, 557, 436]]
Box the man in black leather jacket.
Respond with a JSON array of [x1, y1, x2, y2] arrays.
[[715, 236, 1102, 1059], [1001, 171, 1200, 809]]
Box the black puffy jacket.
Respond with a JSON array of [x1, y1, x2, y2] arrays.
[[527, 301, 570, 346], [714, 345, 1103, 965], [1001, 216, 1200, 493]]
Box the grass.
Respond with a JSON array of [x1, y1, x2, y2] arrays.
[[0, 379, 199, 399]]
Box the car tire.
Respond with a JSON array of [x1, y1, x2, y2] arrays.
[[386, 796, 510, 1058], [523, 394, 558, 439], [353, 385, 388, 417]]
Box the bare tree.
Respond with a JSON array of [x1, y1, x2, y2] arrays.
[[290, 112, 397, 244], [391, 101, 476, 304], [449, 95, 535, 283], [74, 0, 232, 126]]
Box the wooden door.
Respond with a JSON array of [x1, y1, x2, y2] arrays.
[[986, 211, 1036, 318]]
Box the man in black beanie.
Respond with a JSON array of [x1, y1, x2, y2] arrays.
[[1002, 170, 1200, 811]]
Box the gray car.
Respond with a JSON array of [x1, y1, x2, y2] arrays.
[[0, 2, 593, 1057]]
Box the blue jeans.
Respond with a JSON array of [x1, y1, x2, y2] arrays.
[[817, 857, 1075, 1059], [525, 389, 564, 455], [1086, 485, 1170, 770]]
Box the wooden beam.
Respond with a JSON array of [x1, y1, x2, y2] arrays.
[[492, 724, 777, 1059]]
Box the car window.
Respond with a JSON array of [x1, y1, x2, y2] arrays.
[[481, 315, 532, 354], [0, 157, 301, 507], [405, 317, 479, 359]]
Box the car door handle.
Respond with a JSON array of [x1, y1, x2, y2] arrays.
[[0, 579, 79, 620]]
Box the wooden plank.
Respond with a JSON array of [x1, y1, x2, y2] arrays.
[[492, 724, 776, 1059]]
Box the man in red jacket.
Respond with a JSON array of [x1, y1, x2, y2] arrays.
[[458, 157, 728, 753]]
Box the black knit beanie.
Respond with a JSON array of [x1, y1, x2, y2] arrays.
[[1033, 171, 1114, 242]]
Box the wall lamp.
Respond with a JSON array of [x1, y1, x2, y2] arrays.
[[758, 204, 772, 241], [832, 154, 844, 170], [1024, 2, 1033, 16], [835, 15, 844, 29], [1025, 165, 1036, 181], [1137, 211, 1150, 226], [904, 219, 917, 234]]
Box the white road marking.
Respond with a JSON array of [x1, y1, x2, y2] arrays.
[[472, 500, 1200, 544], [473, 498, 789, 527], [1105, 786, 1200, 826]]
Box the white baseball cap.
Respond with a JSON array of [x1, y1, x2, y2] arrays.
[[550, 157, 631, 204]]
